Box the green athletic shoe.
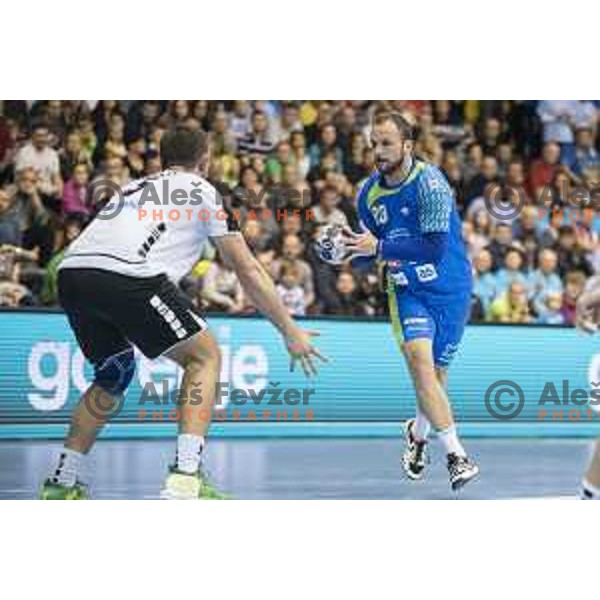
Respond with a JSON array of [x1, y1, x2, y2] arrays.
[[160, 467, 232, 500], [39, 480, 88, 500]]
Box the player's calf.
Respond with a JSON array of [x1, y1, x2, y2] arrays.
[[40, 348, 136, 499], [162, 331, 230, 499]]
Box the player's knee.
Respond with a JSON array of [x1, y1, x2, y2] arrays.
[[402, 343, 436, 382], [184, 331, 221, 371], [402, 342, 430, 369], [93, 347, 136, 395]]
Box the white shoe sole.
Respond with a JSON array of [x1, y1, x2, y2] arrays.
[[160, 488, 198, 500], [450, 464, 480, 491]]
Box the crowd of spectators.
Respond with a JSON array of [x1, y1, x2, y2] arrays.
[[1, 100, 599, 325]]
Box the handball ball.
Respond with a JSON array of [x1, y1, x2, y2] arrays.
[[314, 224, 348, 265]]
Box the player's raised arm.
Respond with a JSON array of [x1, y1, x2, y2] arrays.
[[211, 233, 328, 376]]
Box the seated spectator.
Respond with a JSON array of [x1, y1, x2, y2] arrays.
[[0, 185, 23, 248], [40, 216, 84, 306], [513, 206, 555, 268], [62, 163, 91, 217], [242, 219, 274, 253], [528, 142, 560, 200], [496, 143, 514, 178], [464, 155, 498, 205], [326, 270, 363, 316], [573, 127, 600, 176], [13, 168, 53, 266], [272, 233, 315, 309], [529, 249, 564, 311], [473, 248, 498, 314], [469, 209, 494, 245], [60, 130, 91, 180], [289, 131, 310, 180], [305, 225, 340, 312], [356, 269, 386, 317], [0, 115, 16, 185], [312, 185, 349, 228], [14, 125, 63, 208], [535, 291, 565, 325], [504, 158, 528, 199], [275, 262, 307, 316], [234, 166, 279, 240], [322, 171, 358, 228], [126, 137, 147, 179], [0, 243, 34, 307], [145, 152, 162, 176], [495, 248, 528, 295], [89, 156, 129, 214], [200, 254, 245, 314], [486, 223, 514, 270], [256, 249, 276, 277], [488, 281, 533, 323], [561, 270, 587, 326], [461, 142, 483, 186], [556, 225, 593, 276], [210, 108, 237, 158], [265, 141, 295, 185], [469, 294, 485, 323], [344, 131, 370, 185], [468, 184, 521, 226], [277, 212, 307, 246], [308, 124, 343, 171], [238, 110, 273, 156], [230, 100, 251, 140], [77, 115, 97, 160], [441, 151, 464, 204]]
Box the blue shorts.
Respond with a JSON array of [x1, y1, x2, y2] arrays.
[[387, 287, 471, 368]]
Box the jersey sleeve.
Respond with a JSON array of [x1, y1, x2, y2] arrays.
[[416, 166, 452, 234]]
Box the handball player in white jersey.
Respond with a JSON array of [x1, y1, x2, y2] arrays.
[[576, 276, 600, 499], [40, 128, 327, 499]]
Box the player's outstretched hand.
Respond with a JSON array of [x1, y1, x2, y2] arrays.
[[284, 327, 329, 377], [341, 226, 378, 262]]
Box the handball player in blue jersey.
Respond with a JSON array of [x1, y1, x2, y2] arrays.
[[343, 111, 479, 490]]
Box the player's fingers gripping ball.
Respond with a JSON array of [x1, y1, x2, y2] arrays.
[[314, 224, 349, 265]]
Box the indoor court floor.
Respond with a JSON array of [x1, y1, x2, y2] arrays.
[[0, 438, 591, 499]]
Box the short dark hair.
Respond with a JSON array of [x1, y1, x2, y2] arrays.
[[372, 110, 417, 140], [160, 128, 208, 168]]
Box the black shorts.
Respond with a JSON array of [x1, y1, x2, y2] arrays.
[[58, 268, 208, 365]]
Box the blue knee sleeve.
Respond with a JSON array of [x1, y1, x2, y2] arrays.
[[94, 348, 135, 394]]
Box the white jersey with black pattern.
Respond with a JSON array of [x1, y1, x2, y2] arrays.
[[59, 169, 238, 283]]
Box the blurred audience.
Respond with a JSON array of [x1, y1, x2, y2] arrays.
[[1, 99, 600, 325]]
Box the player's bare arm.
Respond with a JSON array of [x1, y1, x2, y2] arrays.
[[212, 233, 328, 376]]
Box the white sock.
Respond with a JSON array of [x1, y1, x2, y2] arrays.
[[414, 409, 431, 441], [581, 479, 600, 499], [176, 434, 205, 474], [52, 448, 83, 487], [437, 425, 466, 457]]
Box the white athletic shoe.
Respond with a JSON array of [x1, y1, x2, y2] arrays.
[[447, 453, 479, 491], [160, 467, 231, 500], [402, 419, 429, 480]]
